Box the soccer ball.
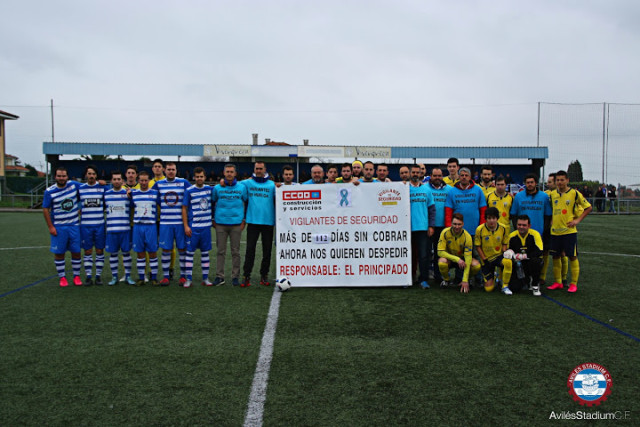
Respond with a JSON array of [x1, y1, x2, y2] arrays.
[[276, 277, 291, 292]]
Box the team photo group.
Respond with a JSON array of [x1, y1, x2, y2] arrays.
[[42, 157, 592, 294]]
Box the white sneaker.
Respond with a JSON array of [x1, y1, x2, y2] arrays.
[[439, 280, 449, 289], [183, 280, 192, 288], [502, 287, 513, 295], [532, 286, 541, 296]]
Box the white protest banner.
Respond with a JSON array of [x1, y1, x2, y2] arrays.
[[276, 183, 411, 287]]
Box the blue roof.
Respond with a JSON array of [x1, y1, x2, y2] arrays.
[[43, 142, 204, 157], [391, 146, 548, 159], [43, 142, 548, 160]]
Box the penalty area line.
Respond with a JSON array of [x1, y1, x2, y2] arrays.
[[543, 295, 640, 343], [0, 274, 57, 299], [582, 251, 640, 258], [243, 288, 282, 427]]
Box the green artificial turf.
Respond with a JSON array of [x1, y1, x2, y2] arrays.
[[1, 213, 638, 426]]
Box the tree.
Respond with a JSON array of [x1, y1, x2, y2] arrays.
[[24, 163, 39, 177], [567, 160, 583, 182], [78, 155, 113, 161]]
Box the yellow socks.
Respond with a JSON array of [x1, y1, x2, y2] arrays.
[[570, 258, 580, 285]]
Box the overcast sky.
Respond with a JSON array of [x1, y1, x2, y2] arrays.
[[2, 0, 640, 184]]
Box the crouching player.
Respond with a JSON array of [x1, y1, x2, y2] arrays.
[[437, 213, 481, 293], [474, 207, 511, 292], [104, 171, 135, 285], [182, 167, 213, 288], [130, 171, 160, 286], [501, 215, 543, 296]]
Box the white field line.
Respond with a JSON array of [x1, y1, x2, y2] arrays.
[[243, 288, 282, 427], [0, 246, 48, 250], [581, 251, 640, 258], [0, 241, 249, 251]]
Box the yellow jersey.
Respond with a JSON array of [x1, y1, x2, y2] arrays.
[[478, 182, 496, 197], [474, 223, 509, 262], [149, 175, 166, 188], [438, 227, 474, 281], [546, 189, 584, 217], [443, 176, 459, 187], [486, 191, 514, 233], [549, 188, 591, 235], [124, 182, 140, 190]]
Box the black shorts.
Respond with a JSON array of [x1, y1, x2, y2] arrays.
[[550, 234, 578, 257], [481, 256, 504, 280], [543, 229, 551, 251]]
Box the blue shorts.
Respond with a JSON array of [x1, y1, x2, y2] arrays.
[[105, 230, 132, 253], [187, 227, 212, 252], [81, 224, 106, 250], [133, 224, 158, 253], [159, 224, 186, 250], [550, 234, 578, 258], [50, 225, 81, 254]]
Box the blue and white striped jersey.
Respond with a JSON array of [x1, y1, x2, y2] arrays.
[[43, 181, 82, 226], [156, 178, 189, 225], [183, 184, 213, 228], [79, 182, 106, 226], [131, 188, 159, 225], [104, 188, 132, 232]]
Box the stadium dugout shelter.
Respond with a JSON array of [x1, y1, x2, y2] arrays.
[[43, 142, 548, 183]]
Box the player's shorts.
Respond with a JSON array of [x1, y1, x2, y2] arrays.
[[186, 227, 212, 252], [81, 224, 106, 250], [50, 225, 81, 254], [481, 256, 505, 280], [133, 224, 158, 253], [159, 224, 186, 250], [105, 230, 132, 253], [550, 233, 578, 258], [542, 229, 551, 251]]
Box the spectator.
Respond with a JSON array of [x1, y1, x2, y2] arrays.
[[595, 184, 606, 212], [608, 185, 617, 213]]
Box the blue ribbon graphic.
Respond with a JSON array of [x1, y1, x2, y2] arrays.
[[339, 189, 349, 206]]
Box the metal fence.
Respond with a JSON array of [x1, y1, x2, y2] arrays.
[[588, 197, 640, 214], [0, 193, 44, 209]]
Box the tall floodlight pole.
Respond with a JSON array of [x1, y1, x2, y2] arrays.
[[601, 102, 606, 183], [605, 103, 610, 184], [47, 98, 55, 187], [50, 99, 55, 143], [536, 102, 540, 147]]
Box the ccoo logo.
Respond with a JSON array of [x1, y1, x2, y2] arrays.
[[283, 190, 321, 201]]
